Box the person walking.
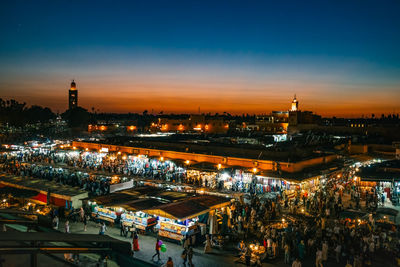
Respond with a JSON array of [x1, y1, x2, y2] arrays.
[[120, 221, 125, 237], [292, 258, 302, 267], [187, 246, 193, 267], [65, 220, 70, 233], [315, 247, 323, 267], [151, 239, 161, 262], [322, 241, 328, 262], [335, 243, 341, 263], [99, 222, 106, 235], [83, 215, 87, 232], [165, 257, 174, 267], [79, 207, 84, 222], [245, 246, 251, 266], [204, 234, 212, 254], [284, 243, 290, 264], [53, 215, 59, 230], [298, 240, 305, 260], [181, 248, 188, 266], [132, 232, 140, 251], [64, 220, 72, 261]]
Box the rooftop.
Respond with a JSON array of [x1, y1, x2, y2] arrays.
[[0, 173, 88, 199], [357, 160, 400, 181]]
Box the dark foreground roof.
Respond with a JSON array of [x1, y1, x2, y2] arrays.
[[0, 232, 127, 243]]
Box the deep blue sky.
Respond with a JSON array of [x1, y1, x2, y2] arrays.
[[1, 1, 399, 116]]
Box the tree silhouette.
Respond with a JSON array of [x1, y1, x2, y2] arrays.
[[62, 107, 90, 128]]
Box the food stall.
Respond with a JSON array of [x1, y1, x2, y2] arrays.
[[339, 209, 368, 228], [145, 195, 232, 243], [144, 199, 209, 243], [86, 189, 140, 225], [158, 219, 198, 242], [120, 211, 157, 231], [118, 198, 166, 233], [92, 205, 118, 224]]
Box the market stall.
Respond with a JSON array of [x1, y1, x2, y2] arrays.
[[216, 166, 255, 192], [92, 205, 119, 224], [144, 195, 231, 243], [120, 211, 157, 232], [119, 198, 166, 233], [86, 189, 141, 225], [187, 162, 219, 188], [144, 199, 209, 243]]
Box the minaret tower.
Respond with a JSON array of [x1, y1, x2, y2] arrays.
[[291, 94, 298, 111], [68, 80, 78, 110]]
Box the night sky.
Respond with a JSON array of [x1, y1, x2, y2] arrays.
[[1, 1, 399, 116]]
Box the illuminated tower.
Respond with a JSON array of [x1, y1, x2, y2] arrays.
[[68, 80, 78, 110], [291, 94, 298, 111]]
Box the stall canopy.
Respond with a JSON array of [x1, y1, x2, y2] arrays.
[[144, 199, 209, 221], [88, 192, 140, 206], [0, 186, 38, 198], [339, 209, 367, 220], [154, 191, 192, 202], [376, 207, 399, 217], [144, 195, 231, 221], [85, 187, 181, 206], [0, 175, 88, 199], [358, 160, 400, 182], [118, 198, 169, 212], [130, 187, 164, 197], [190, 195, 231, 210]]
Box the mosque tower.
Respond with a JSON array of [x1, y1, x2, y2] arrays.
[[68, 80, 78, 110], [291, 94, 298, 111]]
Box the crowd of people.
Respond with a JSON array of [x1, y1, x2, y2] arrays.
[[1, 161, 112, 196], [225, 176, 399, 266], [1, 148, 289, 194], [1, 146, 399, 267]]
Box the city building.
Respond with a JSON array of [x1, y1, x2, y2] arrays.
[[68, 80, 78, 110], [255, 111, 289, 133], [153, 114, 229, 134]]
